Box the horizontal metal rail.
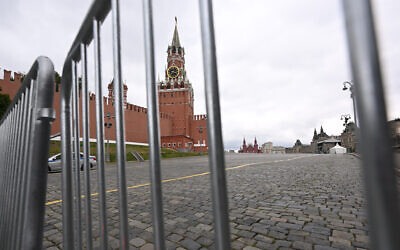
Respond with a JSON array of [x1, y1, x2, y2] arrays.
[[0, 56, 55, 250], [342, 0, 400, 249]]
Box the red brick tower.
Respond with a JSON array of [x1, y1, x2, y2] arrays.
[[158, 18, 194, 137], [108, 80, 128, 108], [158, 18, 208, 152]]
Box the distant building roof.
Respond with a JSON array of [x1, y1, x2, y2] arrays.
[[318, 138, 341, 144]]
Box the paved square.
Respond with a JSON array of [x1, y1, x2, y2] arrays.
[[43, 153, 369, 249]]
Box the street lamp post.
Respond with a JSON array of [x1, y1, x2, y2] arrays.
[[198, 125, 203, 155], [104, 112, 115, 162], [343, 81, 358, 127], [341, 114, 351, 128]]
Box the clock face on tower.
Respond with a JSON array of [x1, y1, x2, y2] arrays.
[[167, 66, 179, 78]]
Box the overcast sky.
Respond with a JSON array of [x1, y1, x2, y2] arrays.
[[1, 0, 399, 149]]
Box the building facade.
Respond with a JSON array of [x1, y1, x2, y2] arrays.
[[388, 119, 400, 150], [340, 122, 356, 152], [239, 138, 262, 153], [310, 126, 341, 154]]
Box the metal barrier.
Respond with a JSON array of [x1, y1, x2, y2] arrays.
[[342, 1, 400, 249], [59, 0, 229, 249], [56, 0, 400, 249], [0, 56, 55, 250]]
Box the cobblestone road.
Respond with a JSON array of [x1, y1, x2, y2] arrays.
[[43, 153, 369, 249]]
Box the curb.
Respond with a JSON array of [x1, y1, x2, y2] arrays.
[[349, 153, 361, 159]]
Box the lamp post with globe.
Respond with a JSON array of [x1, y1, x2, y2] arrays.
[[343, 81, 357, 126]]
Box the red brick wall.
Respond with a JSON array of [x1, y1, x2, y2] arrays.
[[1, 71, 173, 144], [0, 70, 22, 100]]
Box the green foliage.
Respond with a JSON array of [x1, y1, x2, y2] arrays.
[[55, 71, 61, 92], [0, 86, 12, 120], [55, 71, 61, 84]]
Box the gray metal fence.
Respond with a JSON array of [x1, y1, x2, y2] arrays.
[[1, 0, 397, 250], [57, 0, 400, 249], [59, 0, 230, 249], [0, 56, 55, 250]]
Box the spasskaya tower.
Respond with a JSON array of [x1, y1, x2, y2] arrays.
[[158, 18, 207, 152]]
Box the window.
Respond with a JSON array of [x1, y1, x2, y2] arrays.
[[171, 93, 173, 97], [162, 143, 166, 147], [168, 143, 171, 147], [178, 142, 182, 147], [173, 143, 176, 148]]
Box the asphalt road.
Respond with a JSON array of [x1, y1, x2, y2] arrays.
[[43, 153, 368, 249]]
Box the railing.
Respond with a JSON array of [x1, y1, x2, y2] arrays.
[[58, 0, 400, 249], [0, 56, 55, 250], [0, 0, 397, 250], [59, 0, 229, 249], [342, 1, 400, 249]]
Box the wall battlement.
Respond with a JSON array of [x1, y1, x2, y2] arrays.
[[0, 68, 23, 82]]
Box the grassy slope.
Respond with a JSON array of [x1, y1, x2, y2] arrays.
[[49, 140, 205, 162]]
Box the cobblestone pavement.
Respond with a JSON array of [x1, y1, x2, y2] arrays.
[[43, 153, 369, 249]]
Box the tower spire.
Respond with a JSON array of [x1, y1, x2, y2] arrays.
[[172, 17, 181, 47]]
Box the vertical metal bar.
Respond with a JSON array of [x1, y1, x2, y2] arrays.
[[198, 0, 231, 249], [2, 109, 11, 248], [81, 42, 93, 250], [342, 1, 400, 249], [111, 0, 129, 248], [9, 103, 22, 250], [14, 90, 29, 250], [11, 93, 26, 249], [72, 60, 83, 250], [142, 0, 166, 249], [2, 110, 11, 248], [8, 103, 21, 250], [61, 62, 75, 250], [0, 109, 13, 249], [0, 109, 14, 249], [16, 84, 35, 250], [93, 18, 108, 250]]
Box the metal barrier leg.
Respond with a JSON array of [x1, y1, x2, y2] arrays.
[[342, 1, 400, 249], [143, 0, 166, 248], [199, 0, 231, 249], [81, 42, 94, 250], [93, 18, 108, 250]]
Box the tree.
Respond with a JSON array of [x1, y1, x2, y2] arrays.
[[0, 86, 12, 120], [55, 71, 61, 92]]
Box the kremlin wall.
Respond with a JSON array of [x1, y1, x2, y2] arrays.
[[0, 21, 208, 152]]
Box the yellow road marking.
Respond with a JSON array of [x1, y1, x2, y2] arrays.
[[45, 155, 317, 206]]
